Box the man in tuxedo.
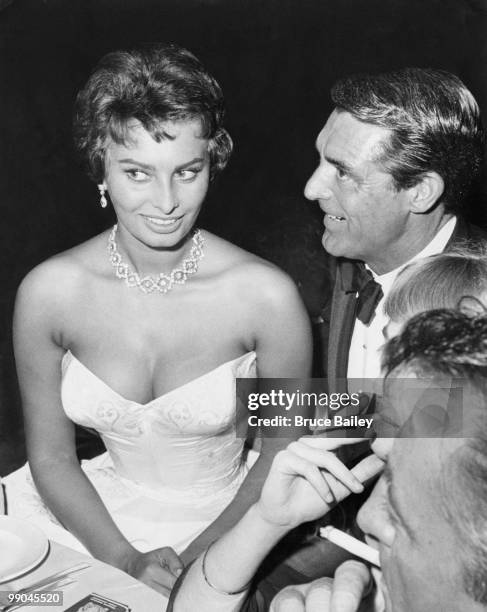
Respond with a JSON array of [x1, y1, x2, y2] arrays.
[[305, 67, 485, 390], [288, 66, 486, 583]]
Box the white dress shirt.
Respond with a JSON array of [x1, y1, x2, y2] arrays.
[[347, 216, 457, 380]]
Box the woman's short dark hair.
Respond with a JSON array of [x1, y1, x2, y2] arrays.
[[331, 68, 485, 214], [73, 44, 233, 182]]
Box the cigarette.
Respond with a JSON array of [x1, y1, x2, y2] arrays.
[[319, 526, 381, 568]]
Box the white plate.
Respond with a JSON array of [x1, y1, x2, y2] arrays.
[[0, 517, 49, 582]]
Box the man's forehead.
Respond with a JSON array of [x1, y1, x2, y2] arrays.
[[316, 109, 391, 164]]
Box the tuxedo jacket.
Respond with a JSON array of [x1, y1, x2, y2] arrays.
[[319, 217, 487, 399], [314, 217, 487, 510]]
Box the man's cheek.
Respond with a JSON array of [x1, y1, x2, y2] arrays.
[[381, 562, 408, 612], [384, 547, 426, 612], [380, 543, 410, 611]]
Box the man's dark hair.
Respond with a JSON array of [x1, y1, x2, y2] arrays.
[[331, 68, 485, 214], [74, 43, 233, 182], [382, 309, 487, 604], [382, 309, 487, 380]]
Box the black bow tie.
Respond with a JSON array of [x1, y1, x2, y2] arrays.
[[356, 271, 383, 325], [340, 261, 384, 325]]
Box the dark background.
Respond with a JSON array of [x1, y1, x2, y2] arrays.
[[2, 0, 487, 473]]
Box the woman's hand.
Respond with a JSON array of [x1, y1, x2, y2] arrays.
[[123, 547, 184, 596], [255, 436, 384, 530]]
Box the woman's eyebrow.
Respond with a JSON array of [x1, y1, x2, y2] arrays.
[[117, 157, 205, 172], [174, 157, 205, 171], [118, 158, 155, 170]]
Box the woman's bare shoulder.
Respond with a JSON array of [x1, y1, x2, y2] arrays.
[[204, 231, 300, 302], [16, 232, 109, 307]]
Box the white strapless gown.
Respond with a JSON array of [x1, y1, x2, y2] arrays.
[[5, 350, 257, 555]]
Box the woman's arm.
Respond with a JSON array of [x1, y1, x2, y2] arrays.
[[171, 438, 384, 611], [180, 269, 313, 564], [14, 262, 182, 594]]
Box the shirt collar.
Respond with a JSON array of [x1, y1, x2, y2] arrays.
[[367, 216, 457, 292]]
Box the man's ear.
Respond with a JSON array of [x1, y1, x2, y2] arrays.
[[408, 172, 445, 213]]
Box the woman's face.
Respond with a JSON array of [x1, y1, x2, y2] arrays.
[[103, 118, 210, 248]]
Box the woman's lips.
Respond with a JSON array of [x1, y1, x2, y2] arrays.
[[142, 214, 184, 233], [144, 215, 181, 226]]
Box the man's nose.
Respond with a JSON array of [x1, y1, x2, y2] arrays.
[[357, 477, 395, 547], [371, 437, 394, 460], [357, 492, 378, 539], [304, 166, 332, 201]]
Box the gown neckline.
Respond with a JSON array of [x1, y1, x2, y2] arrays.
[[62, 349, 256, 407]]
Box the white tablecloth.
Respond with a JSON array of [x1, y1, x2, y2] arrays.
[[1, 540, 167, 611]]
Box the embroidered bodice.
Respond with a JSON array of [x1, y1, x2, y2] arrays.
[[61, 350, 257, 497]]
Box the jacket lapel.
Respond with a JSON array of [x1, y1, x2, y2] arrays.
[[326, 260, 358, 392]]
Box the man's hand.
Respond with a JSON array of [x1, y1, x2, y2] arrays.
[[255, 437, 384, 530], [270, 578, 333, 611], [123, 546, 184, 596], [270, 560, 373, 612]]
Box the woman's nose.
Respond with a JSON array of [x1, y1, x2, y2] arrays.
[[152, 180, 179, 214]]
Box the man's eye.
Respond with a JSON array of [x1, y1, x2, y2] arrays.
[[336, 167, 349, 180], [176, 168, 201, 181], [126, 169, 149, 181]]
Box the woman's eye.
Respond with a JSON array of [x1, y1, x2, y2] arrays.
[[176, 168, 201, 181], [126, 169, 149, 181]]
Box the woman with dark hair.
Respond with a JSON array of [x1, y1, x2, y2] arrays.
[[4, 44, 311, 595]]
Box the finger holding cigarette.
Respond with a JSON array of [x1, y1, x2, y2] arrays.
[[286, 440, 365, 495], [320, 526, 381, 568]]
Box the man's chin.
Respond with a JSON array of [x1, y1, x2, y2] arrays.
[[321, 228, 358, 259], [321, 232, 339, 256], [321, 233, 353, 259]]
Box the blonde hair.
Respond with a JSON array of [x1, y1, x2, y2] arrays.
[[384, 244, 487, 322]]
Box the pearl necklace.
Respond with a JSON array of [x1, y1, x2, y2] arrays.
[[107, 224, 205, 294]]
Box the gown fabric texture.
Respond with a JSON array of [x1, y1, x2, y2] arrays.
[[5, 349, 257, 555]]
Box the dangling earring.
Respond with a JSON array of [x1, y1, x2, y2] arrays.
[[98, 184, 108, 209]]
